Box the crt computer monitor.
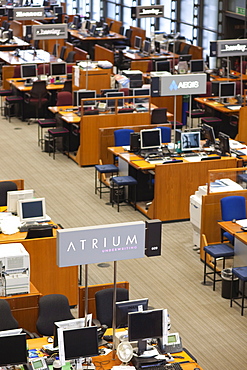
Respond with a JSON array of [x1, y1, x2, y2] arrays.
[[74, 90, 96, 107], [218, 132, 230, 156], [134, 36, 142, 51], [7, 189, 34, 214], [133, 88, 150, 104], [202, 124, 216, 146], [20, 64, 37, 79], [219, 81, 236, 99], [17, 197, 47, 223], [190, 59, 204, 73], [155, 60, 171, 72], [181, 131, 201, 152], [0, 333, 27, 367], [62, 326, 99, 361], [116, 298, 149, 328], [50, 62, 67, 77], [106, 91, 124, 108], [140, 128, 162, 150], [128, 309, 163, 354], [142, 40, 151, 55]]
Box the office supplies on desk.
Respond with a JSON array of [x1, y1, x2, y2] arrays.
[[225, 105, 242, 110]]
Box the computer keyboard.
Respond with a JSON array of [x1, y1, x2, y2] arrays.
[[231, 149, 246, 156], [19, 223, 49, 232], [141, 363, 183, 370], [182, 152, 207, 158], [53, 81, 64, 85]]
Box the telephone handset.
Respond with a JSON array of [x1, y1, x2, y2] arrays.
[[29, 357, 49, 370]]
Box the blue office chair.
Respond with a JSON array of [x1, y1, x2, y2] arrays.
[[157, 126, 171, 143], [114, 128, 134, 147], [220, 195, 246, 244]]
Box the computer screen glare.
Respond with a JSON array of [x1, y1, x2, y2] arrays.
[[181, 131, 201, 152]]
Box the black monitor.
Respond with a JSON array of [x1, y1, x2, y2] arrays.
[[202, 123, 216, 147], [133, 88, 150, 104], [102, 22, 109, 36], [53, 6, 63, 14], [106, 91, 124, 108], [74, 90, 96, 108], [140, 128, 162, 150], [50, 62, 67, 77], [0, 8, 5, 16], [85, 20, 91, 30], [116, 298, 149, 328], [100, 88, 119, 97], [142, 40, 151, 55], [179, 54, 192, 62], [0, 333, 27, 366], [218, 132, 230, 156], [63, 326, 99, 360], [128, 309, 163, 355], [190, 59, 204, 73], [219, 82, 236, 99], [90, 24, 96, 36], [155, 60, 171, 72], [134, 36, 142, 51], [20, 64, 37, 79], [73, 15, 80, 29]]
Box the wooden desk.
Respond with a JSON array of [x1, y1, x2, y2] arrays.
[[8, 78, 65, 93], [0, 49, 58, 65], [0, 227, 78, 306], [0, 282, 41, 332], [194, 97, 241, 115], [72, 65, 111, 94], [108, 148, 239, 222], [124, 50, 178, 61], [0, 37, 29, 51]]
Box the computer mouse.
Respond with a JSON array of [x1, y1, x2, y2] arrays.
[[52, 225, 58, 229], [47, 336, 54, 343]]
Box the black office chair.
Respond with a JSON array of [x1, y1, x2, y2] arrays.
[[25, 225, 53, 239], [59, 46, 67, 60], [0, 181, 17, 206], [66, 51, 76, 63], [24, 81, 51, 122], [151, 108, 168, 124], [95, 288, 129, 328], [113, 28, 132, 50], [62, 79, 72, 93], [36, 294, 74, 336]]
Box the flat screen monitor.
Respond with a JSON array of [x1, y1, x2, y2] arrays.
[[53, 6, 63, 14], [133, 88, 150, 104], [50, 62, 67, 77], [85, 20, 91, 30], [116, 298, 149, 328], [202, 123, 216, 146], [128, 309, 163, 354], [53, 316, 92, 348], [0, 333, 27, 367], [155, 60, 171, 72], [20, 64, 37, 79], [106, 91, 124, 108], [219, 82, 236, 99], [181, 131, 201, 152], [140, 128, 162, 150], [72, 15, 80, 29], [190, 59, 204, 73], [134, 36, 142, 51], [17, 197, 47, 223], [143, 40, 151, 55], [100, 88, 118, 97], [218, 131, 230, 156], [0, 8, 5, 16], [62, 326, 99, 360], [179, 54, 192, 62], [7, 189, 34, 214], [74, 90, 96, 107], [90, 24, 96, 36]]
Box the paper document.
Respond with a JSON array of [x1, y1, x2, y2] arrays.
[[236, 219, 247, 228], [229, 140, 246, 149]]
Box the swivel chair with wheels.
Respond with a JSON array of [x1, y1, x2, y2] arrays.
[[56, 91, 72, 106], [0, 180, 17, 206], [24, 81, 51, 122], [114, 128, 134, 147]]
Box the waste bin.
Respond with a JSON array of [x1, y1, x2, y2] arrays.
[[221, 268, 239, 299], [110, 177, 125, 204]]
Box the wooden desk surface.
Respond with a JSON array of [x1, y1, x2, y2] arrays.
[[8, 78, 65, 92], [0, 49, 59, 65], [124, 49, 179, 60], [195, 97, 240, 114], [218, 220, 247, 244], [0, 36, 29, 49], [68, 29, 126, 42], [211, 71, 247, 81]]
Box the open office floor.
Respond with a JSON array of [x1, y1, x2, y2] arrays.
[[0, 116, 246, 370]]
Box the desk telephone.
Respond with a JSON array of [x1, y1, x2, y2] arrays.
[[29, 357, 49, 370]]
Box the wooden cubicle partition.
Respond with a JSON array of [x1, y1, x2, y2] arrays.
[[179, 42, 203, 59], [0, 178, 24, 190], [151, 95, 182, 122], [131, 60, 151, 73], [78, 281, 129, 319], [236, 106, 247, 144], [10, 20, 23, 38], [72, 65, 111, 94], [43, 38, 65, 55], [94, 44, 114, 65], [105, 17, 123, 34], [74, 47, 88, 62], [130, 26, 146, 48]]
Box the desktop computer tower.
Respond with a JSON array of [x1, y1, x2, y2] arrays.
[[145, 219, 162, 257], [130, 132, 140, 152]]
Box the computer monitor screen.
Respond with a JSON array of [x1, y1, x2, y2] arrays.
[[53, 6, 63, 14], [20, 64, 37, 79], [140, 128, 162, 150], [62, 326, 99, 360], [0, 333, 27, 367], [219, 82, 236, 99], [90, 24, 96, 36], [106, 91, 124, 108], [73, 15, 80, 29], [134, 36, 142, 51], [17, 197, 46, 223], [218, 132, 230, 156], [50, 62, 67, 77], [181, 131, 201, 152], [100, 88, 119, 97], [143, 40, 151, 55], [128, 309, 163, 343], [53, 316, 92, 348], [179, 54, 192, 62], [7, 189, 34, 214], [85, 20, 91, 30], [133, 88, 150, 104], [155, 60, 171, 72], [0, 8, 5, 16], [190, 59, 204, 73], [202, 124, 216, 146], [74, 90, 96, 107], [116, 298, 149, 328]]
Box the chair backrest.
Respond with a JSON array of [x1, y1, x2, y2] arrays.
[[95, 288, 129, 328], [26, 225, 53, 239], [151, 108, 168, 124], [13, 65, 21, 78], [119, 26, 124, 35], [0, 181, 17, 206], [37, 63, 50, 76], [52, 43, 59, 57], [56, 91, 72, 106], [60, 46, 67, 60], [36, 294, 74, 336], [30, 81, 47, 99], [114, 128, 134, 146], [62, 79, 72, 93], [157, 126, 171, 143], [220, 195, 246, 221], [125, 29, 132, 46], [0, 299, 19, 330], [66, 51, 76, 63]]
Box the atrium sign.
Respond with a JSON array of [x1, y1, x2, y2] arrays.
[[57, 221, 145, 267], [131, 5, 164, 19], [32, 24, 68, 40], [217, 39, 247, 57], [13, 7, 44, 20]]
